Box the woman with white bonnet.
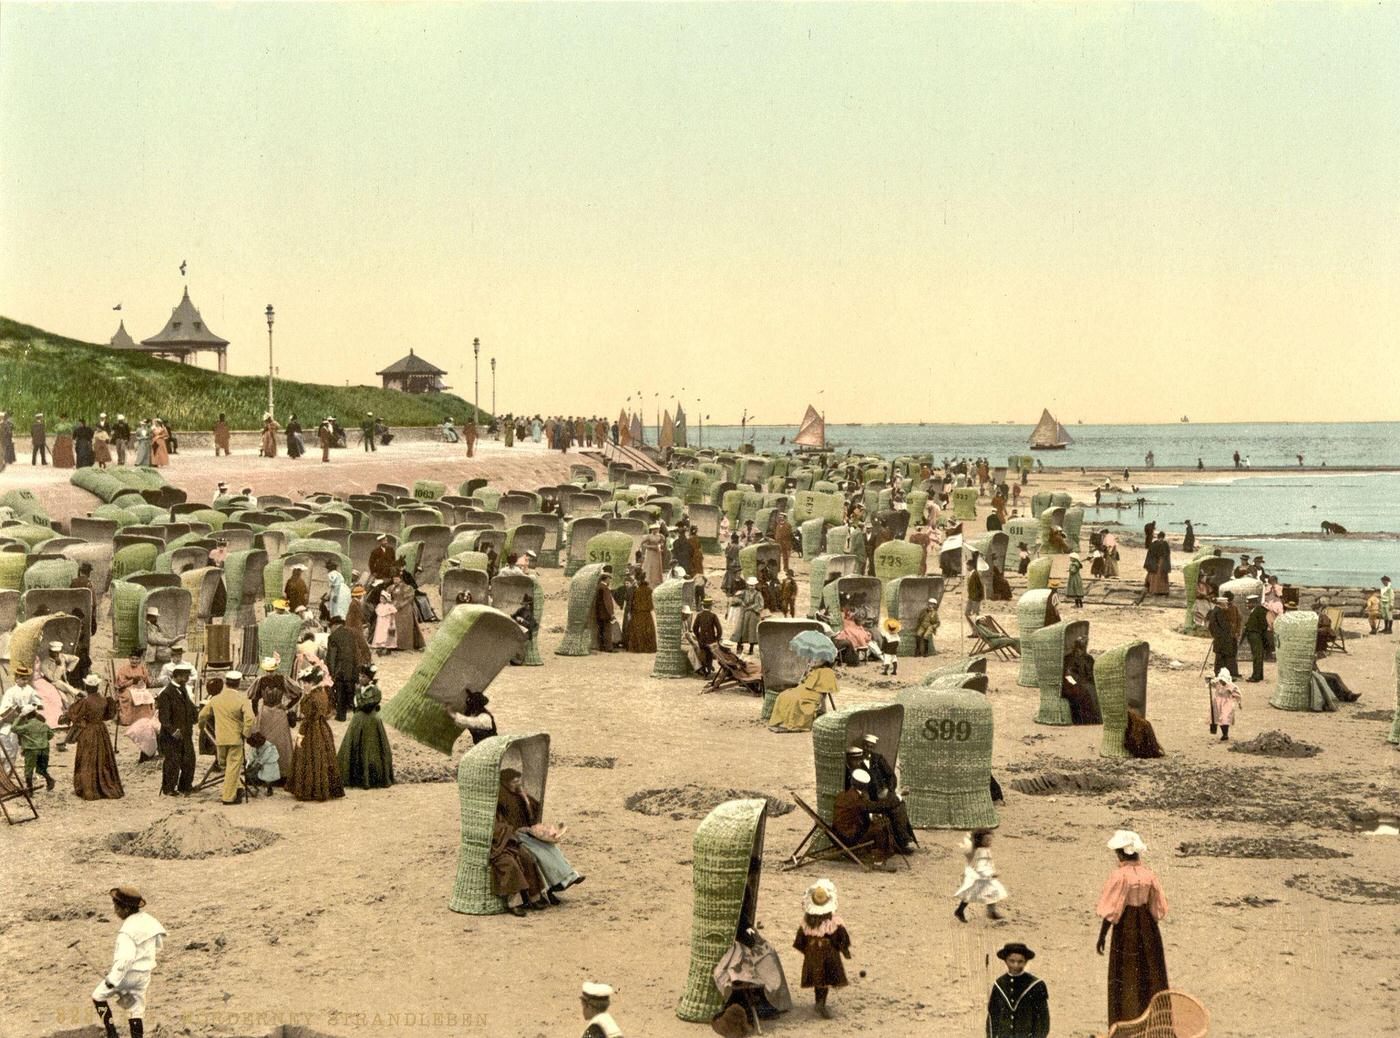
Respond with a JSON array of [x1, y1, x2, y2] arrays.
[[1095, 829, 1169, 1027]]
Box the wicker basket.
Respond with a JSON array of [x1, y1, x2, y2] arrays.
[[897, 686, 997, 829], [383, 605, 527, 753], [650, 577, 692, 679], [448, 732, 551, 915], [1270, 611, 1318, 711], [677, 799, 767, 1022], [557, 563, 607, 656], [1098, 641, 1149, 758], [1032, 619, 1089, 725]]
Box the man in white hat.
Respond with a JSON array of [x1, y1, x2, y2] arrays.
[[142, 609, 178, 669], [579, 982, 622, 1038], [197, 670, 255, 805], [30, 411, 47, 466], [155, 644, 187, 688], [93, 885, 166, 1038], [38, 639, 81, 705]]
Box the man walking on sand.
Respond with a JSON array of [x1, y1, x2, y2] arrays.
[[213, 412, 231, 456], [31, 412, 47, 465], [360, 412, 377, 452], [465, 414, 477, 457]]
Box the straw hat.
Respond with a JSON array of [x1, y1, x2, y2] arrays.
[[83, 674, 101, 688], [745, 576, 758, 586], [225, 670, 243, 682], [850, 768, 871, 784], [47, 640, 64, 652], [804, 879, 838, 916], [581, 982, 613, 1001], [259, 657, 278, 673], [883, 618, 901, 635], [109, 886, 145, 911], [1107, 829, 1148, 856], [13, 664, 32, 677]]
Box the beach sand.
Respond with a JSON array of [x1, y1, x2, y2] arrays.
[[2, 445, 1397, 1038]]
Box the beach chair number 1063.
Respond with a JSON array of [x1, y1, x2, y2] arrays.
[[922, 719, 972, 741]]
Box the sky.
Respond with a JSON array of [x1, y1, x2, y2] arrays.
[[2, 3, 1398, 426]]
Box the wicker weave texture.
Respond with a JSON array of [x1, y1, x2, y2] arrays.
[[651, 578, 692, 678], [1026, 557, 1052, 591], [1097, 640, 1148, 758], [557, 564, 607, 656], [1032, 619, 1088, 725], [897, 687, 997, 829], [1271, 611, 1318, 711]]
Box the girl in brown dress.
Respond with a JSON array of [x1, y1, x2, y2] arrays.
[[64, 676, 124, 800], [1096, 829, 1169, 1026], [793, 879, 851, 1019], [286, 669, 344, 802]]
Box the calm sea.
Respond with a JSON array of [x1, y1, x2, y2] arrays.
[[698, 421, 1400, 470], [693, 422, 1400, 586]]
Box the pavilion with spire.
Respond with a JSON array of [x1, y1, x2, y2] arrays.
[[125, 287, 230, 372]]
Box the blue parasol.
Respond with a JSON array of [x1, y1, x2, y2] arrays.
[[789, 630, 838, 663]]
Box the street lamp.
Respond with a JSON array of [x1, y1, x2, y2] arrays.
[[491, 357, 496, 418], [473, 337, 480, 425], [264, 304, 275, 416]]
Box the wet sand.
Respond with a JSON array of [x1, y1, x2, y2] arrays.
[[2, 446, 1398, 1038]]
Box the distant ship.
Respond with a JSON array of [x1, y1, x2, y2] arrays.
[[1181, 415, 1190, 423], [793, 404, 826, 450], [1029, 408, 1073, 451]]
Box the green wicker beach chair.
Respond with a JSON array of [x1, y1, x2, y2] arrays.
[[1271, 611, 1319, 711], [257, 613, 305, 676], [886, 576, 943, 656], [487, 573, 543, 666], [221, 548, 269, 626], [897, 685, 997, 830], [1063, 507, 1084, 549], [383, 606, 527, 754], [756, 617, 826, 719], [1098, 640, 1150, 758], [677, 799, 768, 1023], [21, 558, 77, 594], [1390, 646, 1400, 746], [738, 543, 780, 580], [650, 577, 692, 679], [873, 540, 922, 586], [448, 732, 550, 915], [8, 613, 81, 672], [920, 656, 987, 684], [557, 563, 608, 657], [111, 543, 158, 581], [1026, 557, 1052, 591], [810, 702, 905, 836], [1030, 492, 1052, 518], [1032, 619, 1089, 725]]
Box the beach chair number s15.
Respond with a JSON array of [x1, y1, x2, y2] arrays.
[[922, 719, 971, 741]]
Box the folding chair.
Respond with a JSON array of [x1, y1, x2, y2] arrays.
[[783, 793, 873, 872], [705, 644, 765, 695], [969, 617, 1021, 661], [0, 742, 40, 825], [1324, 607, 1348, 654]]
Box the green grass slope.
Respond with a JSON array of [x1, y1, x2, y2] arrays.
[[0, 316, 484, 429]]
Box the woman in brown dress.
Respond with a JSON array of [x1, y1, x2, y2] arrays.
[[64, 676, 124, 800], [391, 576, 423, 651], [793, 879, 851, 1019], [626, 575, 656, 653], [490, 815, 547, 917], [286, 668, 344, 802], [1096, 829, 1169, 1026]]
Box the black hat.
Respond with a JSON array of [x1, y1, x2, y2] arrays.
[[996, 942, 1035, 961]]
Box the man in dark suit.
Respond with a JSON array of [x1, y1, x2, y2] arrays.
[[155, 664, 199, 796], [30, 412, 47, 465], [593, 566, 616, 652], [325, 615, 359, 721], [986, 942, 1049, 1038]]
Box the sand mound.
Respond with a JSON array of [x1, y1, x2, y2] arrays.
[[1350, 709, 1394, 722], [108, 810, 279, 860], [1009, 770, 1127, 796], [1178, 837, 1349, 859], [624, 785, 793, 820], [1229, 730, 1320, 758], [556, 754, 618, 769], [1286, 873, 1400, 905]]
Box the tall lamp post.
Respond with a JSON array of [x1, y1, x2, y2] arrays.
[[491, 357, 496, 418], [264, 304, 275, 416], [473, 338, 480, 426]]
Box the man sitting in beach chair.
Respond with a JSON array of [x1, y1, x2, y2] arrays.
[[970, 617, 1020, 660], [1314, 598, 1341, 657], [706, 643, 764, 695]]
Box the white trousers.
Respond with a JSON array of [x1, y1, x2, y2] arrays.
[[93, 971, 151, 1017]]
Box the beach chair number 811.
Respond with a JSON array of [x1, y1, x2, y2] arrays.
[[922, 719, 971, 741]]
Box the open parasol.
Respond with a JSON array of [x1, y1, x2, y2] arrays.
[[789, 630, 837, 663]]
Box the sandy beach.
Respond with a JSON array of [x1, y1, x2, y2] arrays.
[[2, 444, 1398, 1038]]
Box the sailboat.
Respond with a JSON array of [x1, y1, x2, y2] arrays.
[[793, 404, 826, 450], [1029, 408, 1073, 451]]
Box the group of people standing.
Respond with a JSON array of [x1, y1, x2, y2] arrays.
[[1, 411, 172, 469]]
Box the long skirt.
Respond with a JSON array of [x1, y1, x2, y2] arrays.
[[1145, 562, 1170, 596], [52, 434, 76, 468], [517, 831, 580, 889], [337, 711, 394, 788], [1107, 903, 1169, 1025], [288, 720, 345, 801]]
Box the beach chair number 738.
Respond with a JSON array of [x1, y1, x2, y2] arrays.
[[922, 719, 972, 741]]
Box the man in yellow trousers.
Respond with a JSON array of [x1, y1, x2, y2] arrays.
[[198, 670, 256, 805]]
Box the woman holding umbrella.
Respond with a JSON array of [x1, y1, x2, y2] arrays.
[[768, 631, 839, 733]]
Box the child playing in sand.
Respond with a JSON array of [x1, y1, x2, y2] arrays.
[[242, 732, 280, 796], [954, 830, 1006, 922], [794, 879, 852, 1019]]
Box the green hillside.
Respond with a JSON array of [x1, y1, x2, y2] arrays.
[[0, 316, 484, 429]]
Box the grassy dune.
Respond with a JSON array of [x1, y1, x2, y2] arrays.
[[0, 316, 483, 428]]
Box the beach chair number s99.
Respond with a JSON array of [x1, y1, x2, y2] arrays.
[[922, 719, 971, 741]]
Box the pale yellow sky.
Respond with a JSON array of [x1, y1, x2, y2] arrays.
[[2, 3, 1398, 424]]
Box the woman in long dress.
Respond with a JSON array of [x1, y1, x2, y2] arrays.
[[732, 577, 764, 652], [93, 426, 112, 469], [74, 419, 95, 468], [496, 768, 583, 900], [64, 677, 124, 800], [254, 687, 294, 781], [260, 415, 279, 458], [769, 661, 838, 733], [1096, 830, 1169, 1027], [722, 534, 743, 595], [285, 414, 304, 459], [627, 576, 656, 653], [1263, 578, 1285, 630], [287, 670, 345, 802], [51, 417, 76, 468], [134, 421, 153, 467], [640, 528, 665, 589], [151, 421, 169, 467], [391, 576, 422, 651], [337, 667, 393, 789]]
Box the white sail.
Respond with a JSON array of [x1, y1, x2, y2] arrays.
[[794, 404, 825, 448], [1029, 408, 1073, 449]]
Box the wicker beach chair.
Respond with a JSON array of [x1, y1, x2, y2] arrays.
[[521, 513, 563, 568], [221, 549, 268, 627], [21, 559, 78, 595], [886, 576, 943, 657], [1099, 640, 1150, 758], [257, 612, 305, 676], [1389, 646, 1400, 746], [556, 563, 609, 657], [950, 487, 978, 521], [1101, 989, 1210, 1038], [756, 618, 826, 718], [1032, 619, 1089, 726], [872, 540, 922, 586], [648, 577, 691, 679], [739, 543, 780, 581], [7, 613, 81, 672], [488, 573, 543, 666], [403, 524, 453, 587], [0, 590, 21, 637], [1015, 590, 1055, 686], [382, 605, 526, 754], [1026, 557, 1052, 591], [807, 555, 858, 617], [446, 732, 550, 915], [677, 799, 769, 1023], [921, 656, 987, 684], [584, 532, 632, 590], [1271, 611, 1319, 711], [897, 684, 998, 829]]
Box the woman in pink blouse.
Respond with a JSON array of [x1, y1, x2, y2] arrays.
[[1095, 829, 1169, 1027]]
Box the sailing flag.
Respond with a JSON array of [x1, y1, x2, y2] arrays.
[[113, 303, 122, 311], [179, 260, 187, 277]]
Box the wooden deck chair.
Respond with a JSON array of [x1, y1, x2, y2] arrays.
[[783, 793, 873, 872], [706, 644, 764, 695], [969, 616, 1021, 660], [0, 742, 40, 824], [1102, 989, 1210, 1038], [1323, 606, 1348, 654]]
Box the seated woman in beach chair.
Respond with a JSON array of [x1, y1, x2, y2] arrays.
[[768, 660, 838, 733], [971, 617, 1020, 657], [1061, 637, 1102, 725]]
